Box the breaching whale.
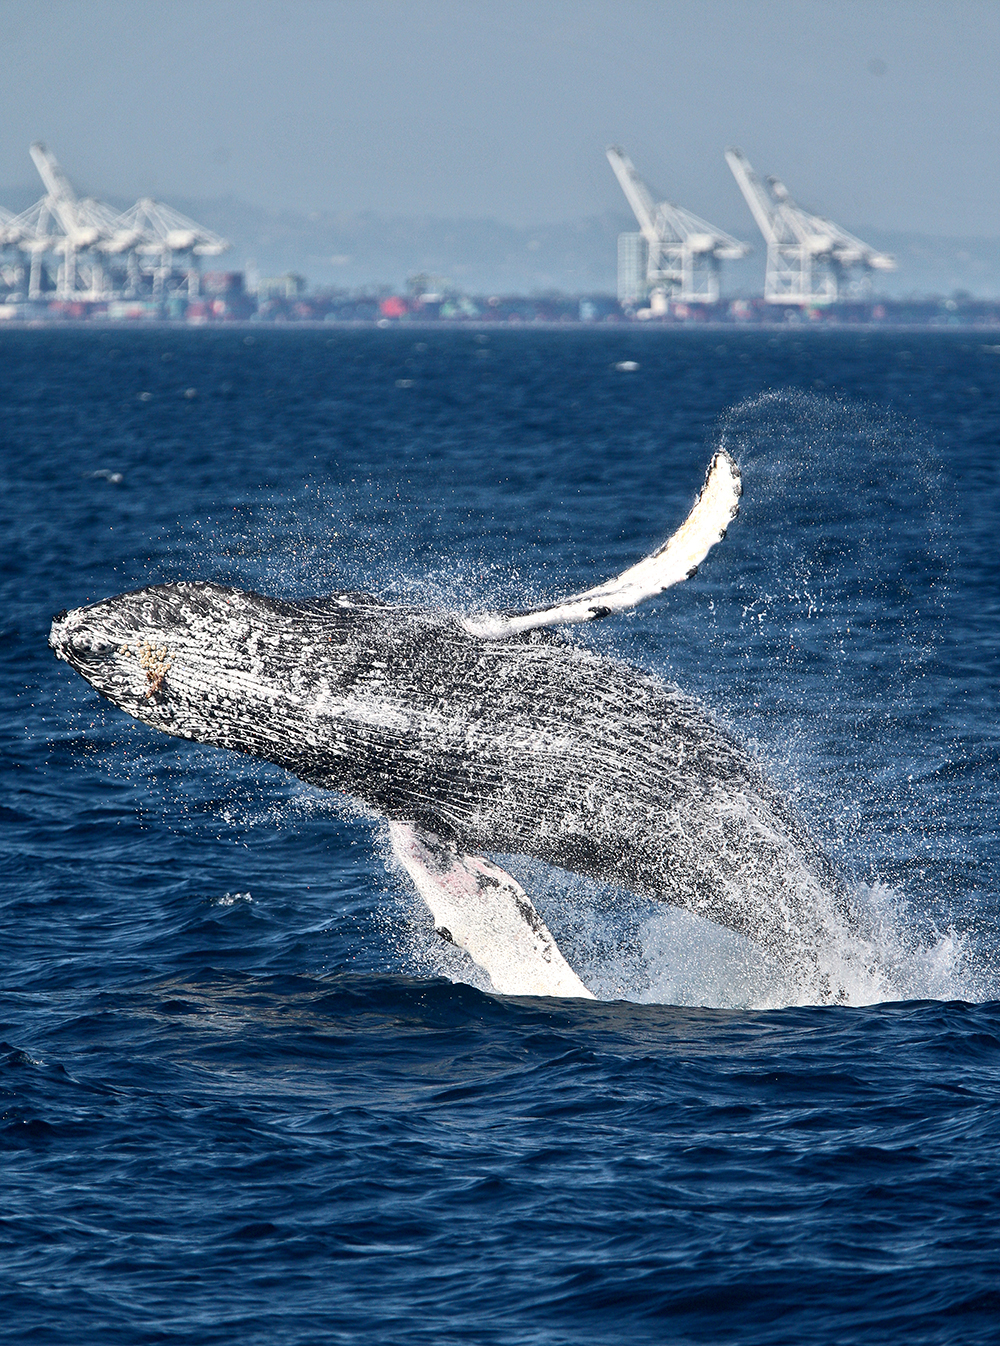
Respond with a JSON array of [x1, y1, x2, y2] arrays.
[[49, 451, 848, 1001]]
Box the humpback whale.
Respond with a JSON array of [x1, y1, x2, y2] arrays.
[[49, 451, 848, 1001]]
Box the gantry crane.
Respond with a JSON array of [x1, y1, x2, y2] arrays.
[[0, 143, 230, 303], [112, 197, 228, 297], [28, 142, 116, 299], [2, 192, 65, 299], [606, 146, 749, 307], [725, 148, 894, 305], [0, 206, 25, 294]]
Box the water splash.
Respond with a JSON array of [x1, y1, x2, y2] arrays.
[[388, 852, 999, 1009]]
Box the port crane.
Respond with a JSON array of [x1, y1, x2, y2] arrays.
[[111, 197, 228, 297], [27, 142, 123, 299], [1, 190, 66, 299], [0, 206, 24, 294], [0, 143, 229, 303], [725, 147, 894, 305], [606, 146, 749, 306]]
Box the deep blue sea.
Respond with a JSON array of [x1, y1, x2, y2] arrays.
[[2, 326, 999, 1344]]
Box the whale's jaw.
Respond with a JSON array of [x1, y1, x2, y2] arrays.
[[46, 581, 396, 775]]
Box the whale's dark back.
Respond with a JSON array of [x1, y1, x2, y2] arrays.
[[234, 593, 840, 952]]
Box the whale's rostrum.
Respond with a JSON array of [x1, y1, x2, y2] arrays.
[[49, 450, 853, 1001]]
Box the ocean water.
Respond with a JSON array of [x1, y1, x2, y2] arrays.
[[2, 326, 999, 1343]]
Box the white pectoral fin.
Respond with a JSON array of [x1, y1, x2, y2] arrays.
[[389, 821, 595, 999], [462, 449, 741, 639]]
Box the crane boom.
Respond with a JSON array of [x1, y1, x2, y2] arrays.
[[30, 142, 78, 209], [724, 148, 785, 243], [606, 147, 660, 244]]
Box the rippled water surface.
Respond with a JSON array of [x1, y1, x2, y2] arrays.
[[2, 327, 999, 1343]]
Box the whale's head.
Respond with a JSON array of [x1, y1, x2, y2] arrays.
[[49, 581, 311, 747], [49, 580, 415, 765]]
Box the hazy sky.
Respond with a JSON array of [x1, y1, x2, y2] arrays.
[[1, 0, 997, 237]]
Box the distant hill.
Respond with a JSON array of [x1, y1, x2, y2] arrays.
[[2, 183, 998, 298], [162, 199, 631, 295]]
